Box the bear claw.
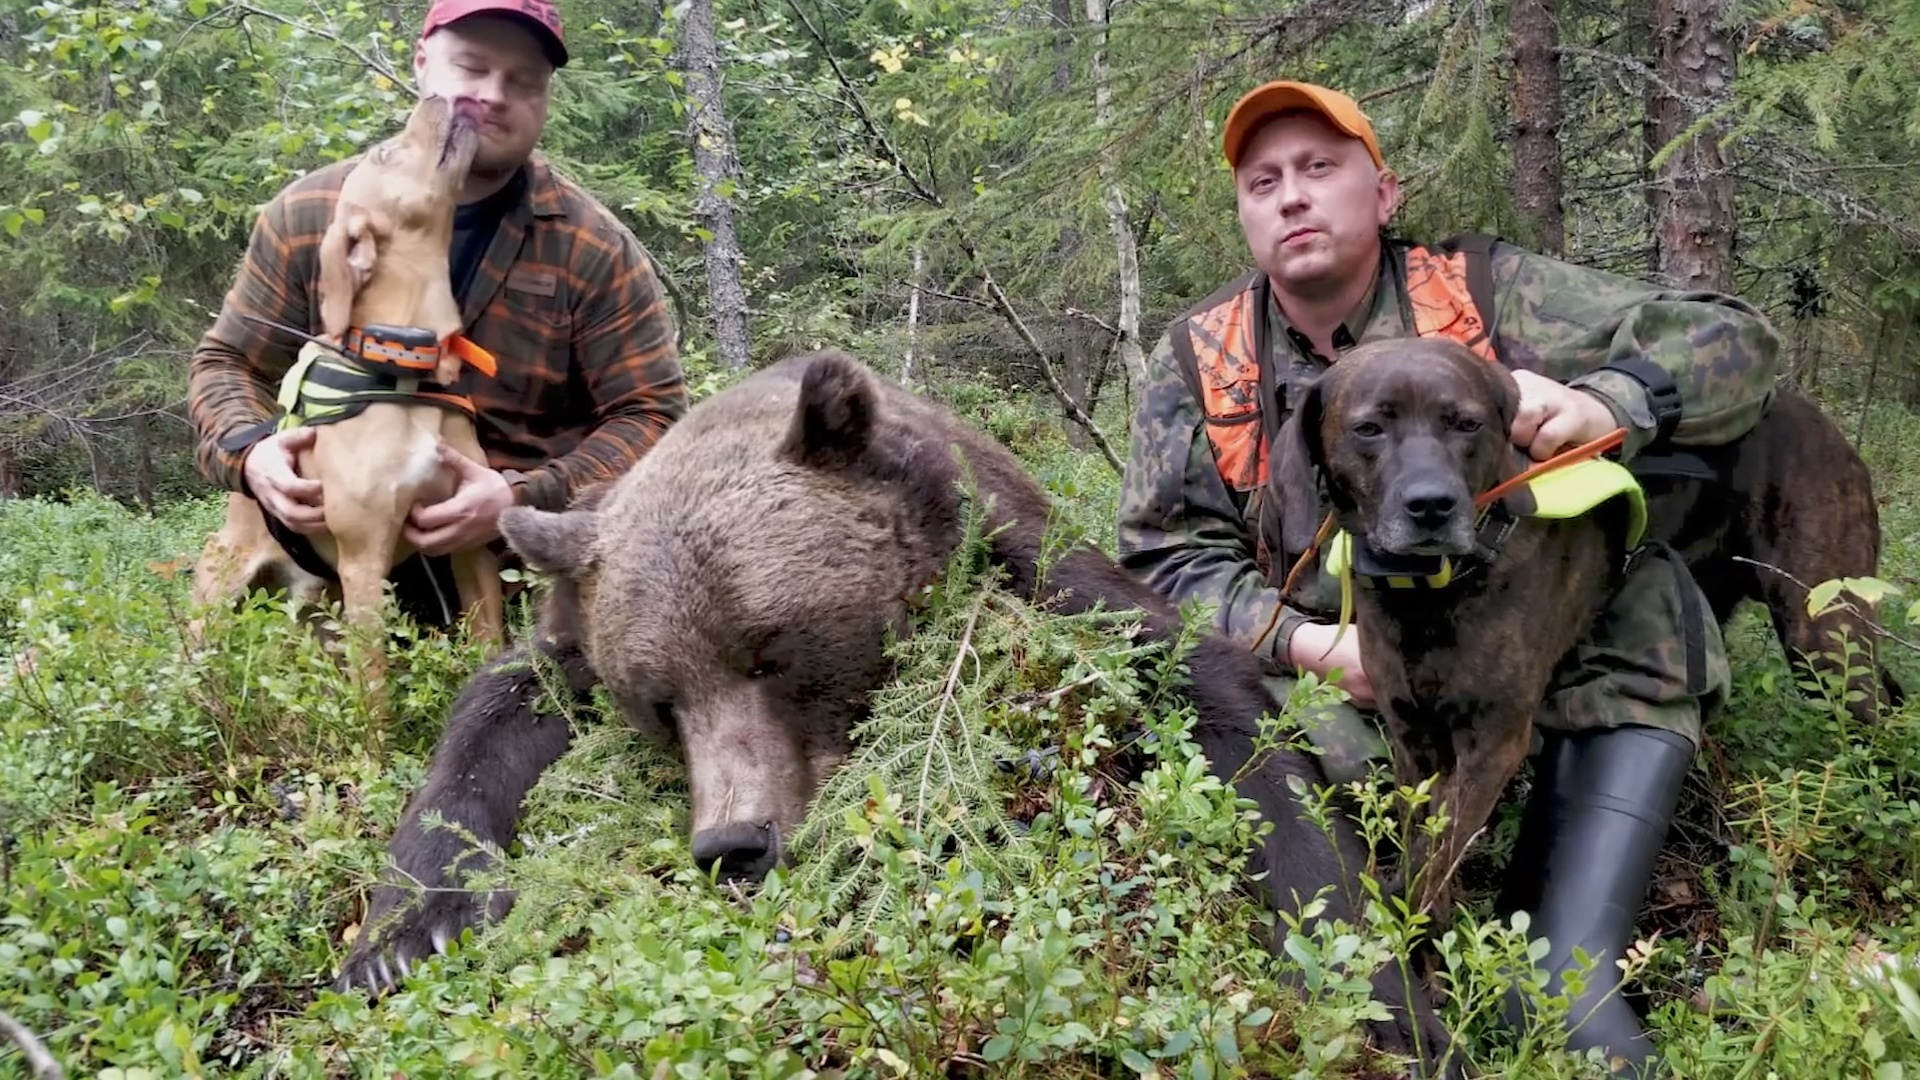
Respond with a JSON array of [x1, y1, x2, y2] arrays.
[[333, 886, 500, 999]]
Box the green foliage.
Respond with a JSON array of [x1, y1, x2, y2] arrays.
[[4, 0, 1920, 1074], [3, 392, 1920, 1076]]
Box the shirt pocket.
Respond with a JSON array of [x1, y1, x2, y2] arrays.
[[473, 269, 576, 427]]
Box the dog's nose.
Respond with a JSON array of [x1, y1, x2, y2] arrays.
[[1402, 484, 1459, 529], [691, 822, 776, 884]]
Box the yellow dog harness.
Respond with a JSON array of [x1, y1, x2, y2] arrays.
[[216, 319, 499, 456]]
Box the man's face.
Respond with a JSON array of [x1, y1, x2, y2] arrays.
[[414, 15, 553, 177], [1233, 110, 1400, 300]]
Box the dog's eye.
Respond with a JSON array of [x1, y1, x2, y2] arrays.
[[1454, 417, 1483, 433], [1353, 421, 1385, 438]]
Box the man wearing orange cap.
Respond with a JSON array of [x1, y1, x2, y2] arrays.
[[1116, 80, 1785, 1075], [187, 0, 686, 629]]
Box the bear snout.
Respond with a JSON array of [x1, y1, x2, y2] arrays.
[[691, 820, 780, 885]]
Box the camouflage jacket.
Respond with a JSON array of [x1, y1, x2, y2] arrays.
[[1115, 235, 1785, 664], [187, 153, 688, 512]]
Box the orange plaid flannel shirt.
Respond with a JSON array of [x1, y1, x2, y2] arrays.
[[187, 152, 687, 512]]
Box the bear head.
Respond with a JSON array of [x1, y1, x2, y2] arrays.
[[497, 351, 971, 884]]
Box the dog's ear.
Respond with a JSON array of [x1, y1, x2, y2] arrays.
[[316, 204, 388, 342], [1483, 361, 1523, 440], [1272, 373, 1335, 553]]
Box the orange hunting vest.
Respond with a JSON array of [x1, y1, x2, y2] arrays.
[[1190, 235, 1503, 494]]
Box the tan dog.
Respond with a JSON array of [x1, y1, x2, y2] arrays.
[[191, 94, 505, 711]]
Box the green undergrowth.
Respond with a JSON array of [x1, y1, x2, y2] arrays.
[[1, 386, 1919, 1078]]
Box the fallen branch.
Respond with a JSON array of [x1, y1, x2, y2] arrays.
[[1731, 556, 1920, 655], [0, 1010, 64, 1080]]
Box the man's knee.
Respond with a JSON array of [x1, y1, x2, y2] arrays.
[[1540, 548, 1728, 749]]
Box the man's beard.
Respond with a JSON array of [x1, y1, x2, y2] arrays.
[[470, 143, 529, 180]]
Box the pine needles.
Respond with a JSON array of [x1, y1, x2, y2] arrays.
[[784, 478, 1225, 956]]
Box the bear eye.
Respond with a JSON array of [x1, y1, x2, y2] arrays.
[[1352, 420, 1385, 438], [1454, 416, 1483, 433], [654, 700, 677, 729], [747, 658, 782, 679]]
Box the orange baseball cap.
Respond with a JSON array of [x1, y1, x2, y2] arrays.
[[1222, 80, 1384, 170]]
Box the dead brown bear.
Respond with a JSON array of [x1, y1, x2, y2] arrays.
[[334, 349, 1459, 1077]]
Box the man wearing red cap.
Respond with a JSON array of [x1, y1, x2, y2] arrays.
[[186, 0, 686, 628], [1116, 80, 1786, 1075]]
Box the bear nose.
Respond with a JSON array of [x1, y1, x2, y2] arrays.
[[691, 822, 776, 884], [1402, 483, 1459, 530]]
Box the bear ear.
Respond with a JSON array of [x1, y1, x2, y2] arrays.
[[782, 350, 877, 470], [499, 505, 600, 577]]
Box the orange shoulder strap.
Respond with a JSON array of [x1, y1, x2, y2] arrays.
[[1403, 243, 1499, 363], [1189, 287, 1268, 492]]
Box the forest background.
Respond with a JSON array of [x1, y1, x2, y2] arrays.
[[4, 0, 1920, 1076]]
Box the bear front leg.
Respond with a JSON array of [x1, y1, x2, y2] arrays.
[[1182, 638, 1460, 1080], [334, 640, 593, 996]]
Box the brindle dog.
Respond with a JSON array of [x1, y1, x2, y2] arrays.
[[1268, 337, 1898, 915], [1272, 338, 1639, 916]]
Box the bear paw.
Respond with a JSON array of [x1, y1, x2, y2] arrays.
[[332, 884, 506, 998], [1365, 997, 1461, 1080]]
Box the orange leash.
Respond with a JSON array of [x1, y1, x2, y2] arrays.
[[1278, 509, 1341, 601], [1474, 426, 1625, 509]]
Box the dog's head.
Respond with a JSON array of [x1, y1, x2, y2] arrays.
[[1280, 338, 1522, 559], [317, 94, 485, 341]]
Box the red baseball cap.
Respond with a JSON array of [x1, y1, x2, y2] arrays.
[[421, 0, 568, 68]]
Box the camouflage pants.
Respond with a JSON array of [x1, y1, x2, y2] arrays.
[[1273, 544, 1728, 786]]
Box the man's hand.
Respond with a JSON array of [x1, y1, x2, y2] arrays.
[[242, 427, 327, 535], [1508, 369, 1620, 461], [1285, 621, 1375, 708], [405, 443, 517, 557]]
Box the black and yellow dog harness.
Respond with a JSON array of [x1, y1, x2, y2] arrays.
[[217, 319, 498, 456]]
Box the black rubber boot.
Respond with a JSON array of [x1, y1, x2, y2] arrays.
[[1496, 723, 1695, 1078]]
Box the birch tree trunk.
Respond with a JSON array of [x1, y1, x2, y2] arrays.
[[678, 0, 752, 369], [1086, 0, 1147, 391], [1649, 0, 1736, 292], [902, 246, 923, 389], [1510, 0, 1565, 256]]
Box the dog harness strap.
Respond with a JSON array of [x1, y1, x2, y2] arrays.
[[272, 343, 479, 433], [1327, 460, 1648, 594], [1513, 458, 1650, 550], [274, 345, 327, 429]]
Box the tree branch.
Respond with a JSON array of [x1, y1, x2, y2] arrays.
[[962, 242, 1125, 474], [227, 1, 408, 92], [782, 0, 942, 207], [1063, 307, 1119, 336], [0, 1010, 64, 1080]]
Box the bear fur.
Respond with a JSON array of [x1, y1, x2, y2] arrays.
[[333, 350, 1457, 1077]]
